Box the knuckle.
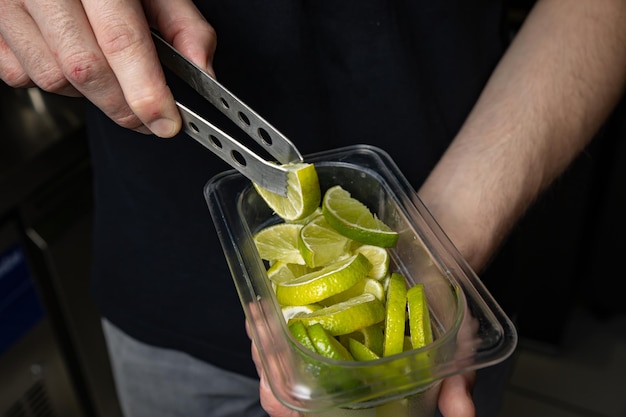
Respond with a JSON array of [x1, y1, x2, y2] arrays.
[[112, 108, 143, 130], [98, 23, 146, 57], [61, 50, 105, 88], [0, 66, 32, 88], [14, 47, 69, 92], [125, 90, 176, 127], [203, 24, 217, 42], [34, 65, 71, 93], [0, 44, 31, 87], [126, 92, 161, 114]]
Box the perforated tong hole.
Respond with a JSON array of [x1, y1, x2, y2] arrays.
[[187, 121, 248, 168], [219, 96, 274, 147]]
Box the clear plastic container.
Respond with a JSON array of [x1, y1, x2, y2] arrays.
[[206, 145, 517, 416]]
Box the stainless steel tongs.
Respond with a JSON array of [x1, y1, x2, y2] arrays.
[[151, 30, 302, 196]]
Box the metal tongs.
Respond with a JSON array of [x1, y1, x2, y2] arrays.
[[151, 30, 302, 196]]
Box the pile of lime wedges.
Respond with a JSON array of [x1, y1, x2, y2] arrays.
[[253, 163, 433, 361]]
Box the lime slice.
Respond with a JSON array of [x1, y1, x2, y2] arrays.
[[354, 245, 390, 280], [266, 261, 312, 284], [289, 293, 385, 336], [322, 277, 385, 306], [288, 321, 317, 353], [407, 284, 433, 349], [267, 261, 296, 283], [381, 273, 392, 292], [361, 278, 385, 301], [287, 207, 323, 225], [307, 323, 354, 361], [341, 325, 384, 357], [253, 223, 305, 265], [322, 185, 398, 248], [275, 254, 371, 306], [383, 273, 407, 357], [348, 338, 380, 361], [254, 163, 321, 221], [349, 240, 364, 252], [282, 304, 322, 321], [298, 215, 352, 268]]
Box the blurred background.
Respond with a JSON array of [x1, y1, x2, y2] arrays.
[[1, 2, 625, 417]]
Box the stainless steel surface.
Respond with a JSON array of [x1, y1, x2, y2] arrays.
[[0, 217, 86, 417], [0, 320, 85, 417], [0, 84, 84, 174], [1, 84, 123, 417], [0, 84, 87, 217], [152, 30, 302, 196], [20, 164, 123, 417]]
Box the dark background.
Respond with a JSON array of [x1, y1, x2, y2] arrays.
[[1, 2, 625, 416]]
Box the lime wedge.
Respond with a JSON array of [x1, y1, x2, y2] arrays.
[[348, 338, 380, 361], [288, 321, 317, 352], [254, 163, 320, 221], [275, 253, 371, 306], [383, 273, 407, 357], [287, 207, 323, 225], [289, 293, 385, 336], [298, 215, 351, 268], [322, 185, 398, 248], [266, 261, 312, 284], [361, 278, 385, 301], [307, 323, 354, 361], [341, 325, 384, 357], [407, 284, 433, 349], [282, 304, 322, 321], [322, 277, 385, 306], [253, 223, 305, 265], [354, 245, 390, 280]]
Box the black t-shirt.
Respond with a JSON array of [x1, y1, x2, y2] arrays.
[[89, 1, 506, 377]]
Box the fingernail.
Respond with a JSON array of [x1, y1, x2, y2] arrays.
[[149, 117, 179, 138]]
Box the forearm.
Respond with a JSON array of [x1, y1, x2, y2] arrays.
[[419, 0, 626, 271]]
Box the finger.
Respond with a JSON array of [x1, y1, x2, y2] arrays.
[[146, 0, 217, 76], [250, 331, 300, 417], [0, 2, 80, 96], [81, 0, 180, 137], [247, 302, 302, 417], [25, 0, 148, 127], [250, 340, 264, 377], [247, 320, 265, 377], [245, 319, 253, 339], [438, 373, 476, 417], [0, 35, 33, 88], [259, 371, 302, 417]]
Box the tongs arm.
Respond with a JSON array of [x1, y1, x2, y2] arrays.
[[151, 30, 302, 196]]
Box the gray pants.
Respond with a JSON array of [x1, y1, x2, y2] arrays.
[[102, 319, 268, 417]]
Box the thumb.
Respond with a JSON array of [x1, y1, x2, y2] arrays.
[[438, 373, 476, 417]]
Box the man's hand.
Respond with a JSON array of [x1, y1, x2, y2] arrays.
[[249, 328, 476, 417], [256, 371, 475, 417], [0, 0, 216, 137]]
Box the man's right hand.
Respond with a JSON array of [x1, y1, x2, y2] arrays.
[[0, 0, 216, 137]]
